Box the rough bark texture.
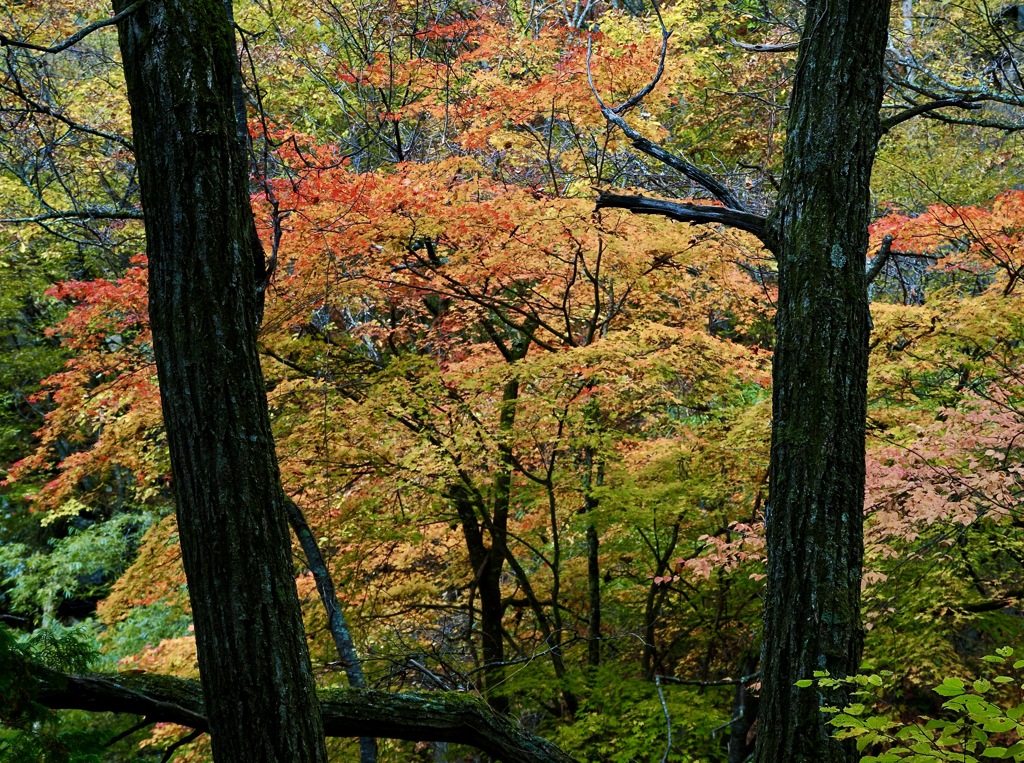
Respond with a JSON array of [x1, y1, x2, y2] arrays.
[[114, 2, 327, 761], [30, 667, 578, 763], [756, 2, 891, 761]]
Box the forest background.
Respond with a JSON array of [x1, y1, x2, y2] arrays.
[[1, 0, 1024, 761]]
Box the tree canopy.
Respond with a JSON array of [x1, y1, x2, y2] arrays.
[[1, 0, 1023, 761]]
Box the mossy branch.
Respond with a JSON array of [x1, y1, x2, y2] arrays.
[[29, 666, 578, 763]]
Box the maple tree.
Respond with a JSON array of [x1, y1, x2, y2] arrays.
[[1, 0, 1024, 762]]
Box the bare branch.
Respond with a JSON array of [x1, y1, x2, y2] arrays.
[[0, 207, 143, 225], [866, 234, 894, 284], [606, 1, 672, 115], [593, 107, 748, 210], [159, 729, 203, 763], [0, 1, 148, 55], [883, 53, 1024, 131], [103, 717, 155, 748], [920, 112, 1024, 132], [879, 98, 983, 134], [866, 235, 940, 285], [729, 38, 799, 53], [0, 87, 134, 150], [596, 191, 767, 241], [585, 4, 746, 211], [887, 63, 1024, 109]]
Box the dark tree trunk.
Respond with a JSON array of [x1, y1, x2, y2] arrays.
[[484, 375, 520, 714], [451, 484, 508, 711], [726, 655, 758, 763], [582, 447, 603, 669], [114, 2, 327, 761], [585, 519, 601, 667], [756, 3, 890, 761], [451, 354, 524, 714]]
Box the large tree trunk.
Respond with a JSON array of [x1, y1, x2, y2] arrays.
[[593, 2, 892, 755], [756, 3, 890, 761], [114, 2, 327, 761]]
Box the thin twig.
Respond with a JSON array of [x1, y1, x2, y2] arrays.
[[159, 729, 202, 763], [104, 717, 154, 747]]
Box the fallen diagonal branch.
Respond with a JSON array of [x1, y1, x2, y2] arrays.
[[596, 191, 767, 242], [31, 667, 578, 763], [284, 498, 365, 687], [284, 497, 378, 762]]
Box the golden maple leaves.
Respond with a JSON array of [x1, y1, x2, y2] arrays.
[[5, 0, 1024, 709]]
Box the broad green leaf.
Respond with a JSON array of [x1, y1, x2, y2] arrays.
[[935, 678, 966, 697], [982, 718, 1017, 733]]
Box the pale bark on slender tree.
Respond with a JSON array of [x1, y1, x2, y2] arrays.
[[114, 1, 327, 760]]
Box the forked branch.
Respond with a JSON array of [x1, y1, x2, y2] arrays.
[[586, 3, 747, 212], [0, 1, 148, 55]]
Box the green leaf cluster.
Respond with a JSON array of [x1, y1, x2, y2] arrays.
[[807, 647, 1024, 762], [0, 623, 108, 763], [0, 512, 155, 627]]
